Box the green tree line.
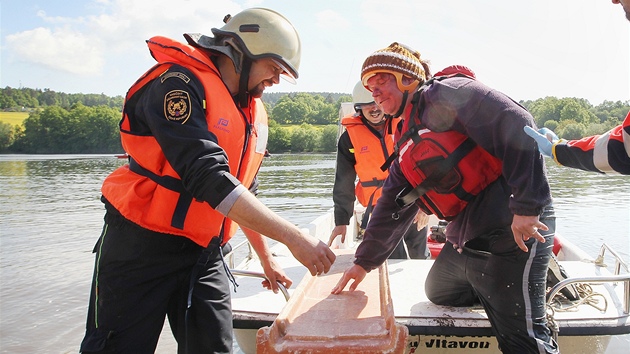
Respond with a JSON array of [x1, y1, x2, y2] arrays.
[[0, 87, 349, 154], [522, 97, 629, 140], [1, 86, 627, 154], [1, 86, 124, 111], [4, 103, 123, 153]]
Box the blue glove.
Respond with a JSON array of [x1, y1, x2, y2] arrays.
[[523, 126, 558, 158]]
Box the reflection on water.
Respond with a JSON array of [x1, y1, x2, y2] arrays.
[[0, 154, 628, 354], [256, 154, 336, 228], [544, 163, 630, 260], [0, 155, 127, 354]]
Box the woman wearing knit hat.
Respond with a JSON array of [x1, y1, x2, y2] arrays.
[[332, 42, 558, 353]]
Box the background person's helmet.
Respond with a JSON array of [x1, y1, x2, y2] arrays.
[[211, 8, 301, 83], [352, 81, 374, 112]]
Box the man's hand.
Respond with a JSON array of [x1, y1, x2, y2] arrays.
[[523, 126, 559, 158], [328, 225, 347, 247], [413, 210, 430, 230], [511, 214, 549, 252], [240, 226, 293, 293], [285, 233, 336, 276], [227, 192, 336, 277], [330, 264, 367, 294], [260, 256, 293, 293]]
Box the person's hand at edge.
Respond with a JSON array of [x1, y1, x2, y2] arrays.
[[511, 214, 549, 252], [523, 126, 558, 158], [260, 255, 293, 294], [331, 264, 367, 294], [328, 225, 347, 247]]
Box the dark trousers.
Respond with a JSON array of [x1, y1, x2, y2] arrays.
[[390, 225, 430, 259], [425, 208, 558, 354], [80, 212, 232, 354]]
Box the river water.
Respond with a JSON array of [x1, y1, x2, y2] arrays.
[[0, 154, 628, 353]]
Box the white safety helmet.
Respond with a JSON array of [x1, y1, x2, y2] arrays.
[[211, 8, 301, 82], [352, 81, 374, 112]]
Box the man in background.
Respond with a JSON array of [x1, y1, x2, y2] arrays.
[[329, 81, 429, 259]]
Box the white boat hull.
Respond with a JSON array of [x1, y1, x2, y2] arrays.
[[229, 208, 629, 353], [234, 331, 612, 354]]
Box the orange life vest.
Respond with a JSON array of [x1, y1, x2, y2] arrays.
[[396, 92, 503, 220], [101, 36, 267, 247], [342, 115, 400, 207]]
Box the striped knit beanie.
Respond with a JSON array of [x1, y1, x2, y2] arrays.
[[361, 42, 426, 92]]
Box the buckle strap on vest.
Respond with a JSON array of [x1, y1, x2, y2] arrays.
[[128, 158, 193, 230], [395, 137, 477, 208], [359, 177, 385, 188], [359, 184, 383, 230], [358, 178, 385, 229], [381, 152, 398, 172], [380, 88, 428, 172]]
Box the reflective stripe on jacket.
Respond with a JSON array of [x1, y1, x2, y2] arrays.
[[555, 111, 630, 174]]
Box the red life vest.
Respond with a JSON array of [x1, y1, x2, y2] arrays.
[[101, 36, 267, 247], [341, 115, 400, 207], [396, 90, 503, 220]]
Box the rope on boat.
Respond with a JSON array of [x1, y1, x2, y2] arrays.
[[549, 283, 608, 312], [546, 282, 609, 340], [545, 306, 560, 341]]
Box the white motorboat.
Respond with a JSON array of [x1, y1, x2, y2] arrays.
[[226, 208, 629, 353]]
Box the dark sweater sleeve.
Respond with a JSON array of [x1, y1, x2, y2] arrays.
[[554, 139, 600, 172], [333, 132, 358, 226], [354, 160, 418, 271], [554, 115, 630, 175]]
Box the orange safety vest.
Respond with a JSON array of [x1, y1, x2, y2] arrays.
[[341, 115, 400, 207], [396, 96, 503, 220], [101, 36, 267, 247]]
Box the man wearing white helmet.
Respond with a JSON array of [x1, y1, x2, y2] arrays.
[[80, 8, 335, 354], [328, 81, 429, 260]]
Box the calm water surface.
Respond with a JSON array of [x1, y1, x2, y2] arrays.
[[0, 154, 628, 353]]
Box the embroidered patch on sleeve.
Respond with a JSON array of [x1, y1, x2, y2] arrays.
[[160, 71, 191, 84], [164, 90, 191, 124]]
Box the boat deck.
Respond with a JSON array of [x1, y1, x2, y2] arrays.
[[232, 245, 630, 337], [388, 259, 630, 336]]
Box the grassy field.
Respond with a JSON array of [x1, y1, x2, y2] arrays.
[[0, 111, 29, 126]]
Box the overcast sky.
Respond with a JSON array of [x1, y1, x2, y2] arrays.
[[2, 0, 628, 105]]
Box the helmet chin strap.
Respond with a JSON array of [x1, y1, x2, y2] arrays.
[[384, 91, 408, 119], [217, 37, 250, 108], [238, 57, 252, 108]]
